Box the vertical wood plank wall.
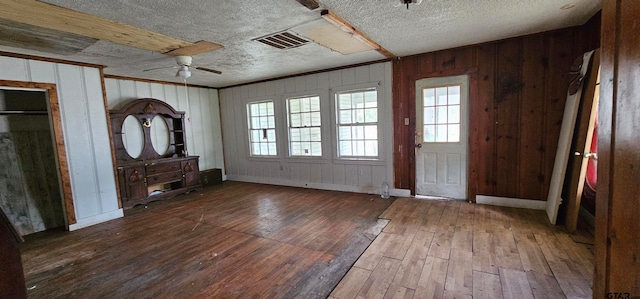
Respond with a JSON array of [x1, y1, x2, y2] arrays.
[[393, 17, 601, 200], [219, 63, 395, 195], [0, 56, 121, 229], [104, 79, 225, 173], [596, 0, 640, 296]]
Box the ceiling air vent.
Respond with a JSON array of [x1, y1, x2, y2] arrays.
[[253, 31, 310, 50]]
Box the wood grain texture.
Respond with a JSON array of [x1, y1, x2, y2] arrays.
[[0, 18, 97, 55], [333, 197, 594, 298], [472, 271, 503, 299], [165, 40, 223, 56], [100, 68, 122, 209], [21, 182, 391, 298], [392, 16, 600, 198], [563, 50, 600, 233], [0, 0, 194, 53], [499, 268, 534, 299], [518, 34, 546, 200], [596, 1, 640, 297], [494, 39, 522, 197]]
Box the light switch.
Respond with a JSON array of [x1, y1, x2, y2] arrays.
[[404, 118, 410, 125]]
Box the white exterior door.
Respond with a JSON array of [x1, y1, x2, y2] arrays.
[[415, 75, 469, 199]]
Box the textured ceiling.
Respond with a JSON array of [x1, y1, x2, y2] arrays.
[[0, 0, 601, 87]]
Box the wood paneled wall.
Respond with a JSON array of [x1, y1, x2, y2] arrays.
[[219, 63, 395, 195], [0, 56, 121, 230], [595, 1, 640, 296], [393, 16, 601, 200], [104, 78, 225, 173]]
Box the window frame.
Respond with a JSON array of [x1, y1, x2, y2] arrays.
[[246, 99, 278, 157], [285, 94, 324, 158], [332, 84, 383, 162]]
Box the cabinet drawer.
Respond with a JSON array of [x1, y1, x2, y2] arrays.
[[147, 171, 183, 184], [146, 161, 181, 174]]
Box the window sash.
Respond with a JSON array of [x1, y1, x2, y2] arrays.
[[287, 96, 322, 157], [336, 88, 379, 159], [247, 101, 277, 156]]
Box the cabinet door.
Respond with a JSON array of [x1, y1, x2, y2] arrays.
[[182, 158, 200, 188], [123, 166, 147, 200]]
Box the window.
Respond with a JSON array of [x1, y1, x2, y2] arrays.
[[287, 95, 322, 157], [247, 101, 277, 156], [422, 85, 460, 143], [336, 88, 378, 159]]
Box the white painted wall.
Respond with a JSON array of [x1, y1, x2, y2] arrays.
[[219, 62, 408, 196], [104, 78, 225, 173], [0, 56, 122, 230]]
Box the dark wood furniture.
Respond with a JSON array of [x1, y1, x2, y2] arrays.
[[0, 207, 26, 299], [110, 98, 200, 208]]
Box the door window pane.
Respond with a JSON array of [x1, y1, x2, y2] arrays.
[[422, 84, 462, 143]]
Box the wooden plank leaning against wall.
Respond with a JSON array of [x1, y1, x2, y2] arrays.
[[392, 13, 601, 200]]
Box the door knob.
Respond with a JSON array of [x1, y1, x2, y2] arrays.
[[416, 143, 422, 148]]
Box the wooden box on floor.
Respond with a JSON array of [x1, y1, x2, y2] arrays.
[[200, 168, 222, 186]]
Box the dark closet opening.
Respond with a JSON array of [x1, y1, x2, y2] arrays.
[[0, 89, 64, 236]]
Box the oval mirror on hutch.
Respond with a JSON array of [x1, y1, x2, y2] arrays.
[[150, 115, 170, 156]]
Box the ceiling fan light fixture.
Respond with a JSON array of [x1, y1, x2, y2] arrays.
[[177, 66, 191, 79], [175, 55, 193, 66]]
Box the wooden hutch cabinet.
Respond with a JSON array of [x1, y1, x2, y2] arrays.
[[110, 98, 201, 208]]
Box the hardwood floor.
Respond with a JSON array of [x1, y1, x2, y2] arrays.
[[20, 182, 391, 298], [330, 197, 594, 299], [20, 183, 594, 298]]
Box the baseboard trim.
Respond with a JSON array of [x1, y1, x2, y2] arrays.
[[226, 175, 410, 198], [68, 209, 124, 231], [475, 195, 546, 210]]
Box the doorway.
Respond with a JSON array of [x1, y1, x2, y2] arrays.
[[415, 75, 469, 199], [0, 88, 67, 236]]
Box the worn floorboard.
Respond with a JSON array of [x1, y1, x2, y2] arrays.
[[21, 183, 594, 298], [20, 182, 391, 298], [331, 197, 594, 299]]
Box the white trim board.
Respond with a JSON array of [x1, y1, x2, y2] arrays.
[[68, 209, 124, 231], [476, 195, 546, 210]]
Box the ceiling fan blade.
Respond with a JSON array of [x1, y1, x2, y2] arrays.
[[195, 67, 222, 75], [143, 65, 175, 72]]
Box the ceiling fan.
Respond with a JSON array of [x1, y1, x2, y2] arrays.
[[143, 56, 222, 79], [397, 0, 423, 9]]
